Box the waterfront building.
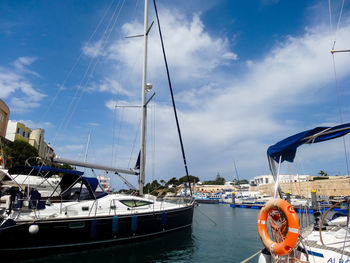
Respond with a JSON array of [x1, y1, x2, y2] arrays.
[[5, 120, 31, 142], [28, 128, 47, 159], [0, 99, 10, 138], [97, 175, 111, 192], [278, 174, 308, 183], [5, 121, 55, 161], [252, 174, 309, 186], [29, 129, 55, 161], [253, 175, 274, 185]]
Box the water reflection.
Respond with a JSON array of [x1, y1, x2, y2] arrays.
[[23, 227, 195, 263], [16, 204, 263, 263]]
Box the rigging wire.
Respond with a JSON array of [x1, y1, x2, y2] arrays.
[[151, 99, 157, 187], [127, 121, 141, 168], [114, 107, 125, 165], [41, 0, 118, 126], [330, 54, 350, 176], [153, 0, 192, 196], [54, 0, 126, 143], [62, 0, 126, 133], [328, 0, 345, 49], [111, 104, 119, 166], [328, 0, 350, 177], [327, 6, 350, 259], [110, 0, 141, 174]]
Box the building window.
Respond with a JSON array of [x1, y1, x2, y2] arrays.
[[17, 128, 20, 134]]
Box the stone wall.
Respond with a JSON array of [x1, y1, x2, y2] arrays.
[[252, 176, 350, 197]]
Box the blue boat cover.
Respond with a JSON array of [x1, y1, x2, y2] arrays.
[[32, 166, 84, 176], [82, 177, 98, 192], [8, 165, 84, 177], [267, 123, 350, 163]]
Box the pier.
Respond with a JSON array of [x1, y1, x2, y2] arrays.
[[229, 202, 345, 214]]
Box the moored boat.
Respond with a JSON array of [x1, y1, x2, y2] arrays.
[[0, 0, 195, 257]]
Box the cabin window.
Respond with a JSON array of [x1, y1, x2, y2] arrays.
[[134, 200, 152, 207], [120, 200, 152, 208]]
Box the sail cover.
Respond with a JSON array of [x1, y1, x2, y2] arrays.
[[8, 165, 84, 177], [267, 123, 350, 163]]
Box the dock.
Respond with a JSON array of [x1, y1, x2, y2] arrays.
[[229, 202, 344, 214]]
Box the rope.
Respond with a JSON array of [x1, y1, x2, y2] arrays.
[[153, 0, 192, 195], [240, 249, 263, 263], [319, 200, 344, 246], [274, 156, 282, 199], [195, 206, 217, 226]]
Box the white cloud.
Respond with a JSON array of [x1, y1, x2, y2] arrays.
[[78, 6, 350, 182], [14, 119, 53, 130], [13, 57, 40, 77], [82, 40, 105, 58], [0, 57, 45, 112], [99, 78, 132, 96], [106, 10, 238, 81], [141, 18, 350, 180]]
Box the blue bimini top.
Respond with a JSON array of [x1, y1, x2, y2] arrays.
[[267, 123, 350, 163]]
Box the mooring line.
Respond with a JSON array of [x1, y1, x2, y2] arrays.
[[196, 206, 217, 226]]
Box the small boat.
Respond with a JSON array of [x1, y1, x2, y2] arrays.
[[193, 192, 221, 204]]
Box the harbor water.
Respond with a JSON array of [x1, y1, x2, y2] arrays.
[[17, 204, 262, 263]]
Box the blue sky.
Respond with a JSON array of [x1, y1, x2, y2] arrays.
[[1, 0, 350, 189]]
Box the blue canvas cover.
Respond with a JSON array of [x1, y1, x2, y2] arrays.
[[82, 177, 99, 192], [32, 166, 84, 176], [267, 123, 350, 163], [8, 165, 83, 177]]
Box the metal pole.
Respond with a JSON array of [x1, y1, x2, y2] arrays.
[[139, 0, 149, 195]]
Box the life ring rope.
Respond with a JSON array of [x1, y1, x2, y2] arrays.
[[257, 198, 299, 256]]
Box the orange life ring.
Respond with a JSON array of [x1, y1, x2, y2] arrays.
[[257, 198, 299, 256]]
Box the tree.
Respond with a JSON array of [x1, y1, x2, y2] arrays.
[[143, 179, 163, 194], [318, 170, 328, 176], [166, 177, 179, 186], [238, 179, 249, 185], [4, 140, 39, 168], [202, 174, 226, 185], [178, 175, 200, 184]]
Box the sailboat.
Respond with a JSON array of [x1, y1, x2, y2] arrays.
[[0, 0, 194, 256], [255, 123, 350, 263]]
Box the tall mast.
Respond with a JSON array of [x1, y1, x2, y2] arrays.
[[139, 0, 149, 195]]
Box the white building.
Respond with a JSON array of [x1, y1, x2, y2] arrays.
[[97, 175, 111, 192], [253, 174, 309, 186], [278, 174, 309, 183], [253, 175, 275, 185], [5, 120, 31, 142]]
